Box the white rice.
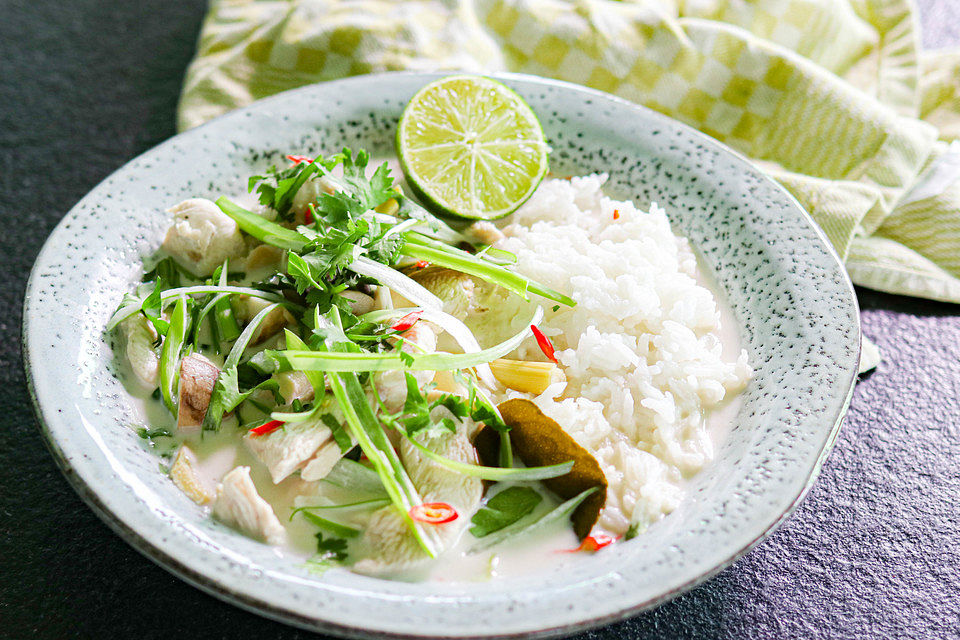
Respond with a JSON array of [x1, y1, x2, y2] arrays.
[[472, 174, 751, 535]]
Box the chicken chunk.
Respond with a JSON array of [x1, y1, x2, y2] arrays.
[[275, 370, 314, 405], [300, 440, 346, 481], [176, 353, 220, 432], [352, 414, 483, 576], [243, 417, 333, 484], [466, 220, 505, 246], [118, 314, 159, 389], [213, 466, 287, 546], [161, 198, 247, 277], [411, 269, 476, 320]]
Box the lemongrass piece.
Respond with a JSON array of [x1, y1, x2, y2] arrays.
[[490, 359, 565, 394], [169, 446, 215, 505]]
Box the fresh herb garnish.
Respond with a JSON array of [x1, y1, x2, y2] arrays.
[[471, 487, 600, 552], [136, 427, 174, 440], [469, 486, 543, 537], [301, 510, 360, 539], [314, 533, 350, 562], [320, 413, 353, 453]]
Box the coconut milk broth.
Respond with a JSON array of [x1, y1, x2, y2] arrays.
[[119, 170, 746, 582]]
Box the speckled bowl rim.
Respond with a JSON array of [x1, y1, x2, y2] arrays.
[[23, 72, 860, 639]]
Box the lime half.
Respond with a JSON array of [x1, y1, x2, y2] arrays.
[[397, 75, 549, 220]]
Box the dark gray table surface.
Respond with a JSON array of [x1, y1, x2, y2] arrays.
[[2, 1, 958, 638]]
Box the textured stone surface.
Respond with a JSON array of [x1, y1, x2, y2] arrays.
[[1, 1, 958, 639]]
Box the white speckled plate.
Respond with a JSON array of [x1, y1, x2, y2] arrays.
[[23, 73, 860, 639]]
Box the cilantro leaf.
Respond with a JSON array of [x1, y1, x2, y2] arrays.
[[469, 486, 543, 537], [202, 367, 278, 431], [399, 371, 431, 435], [312, 149, 399, 224], [431, 393, 469, 420], [315, 532, 349, 562], [286, 252, 326, 294], [248, 159, 327, 221], [340, 149, 398, 213]]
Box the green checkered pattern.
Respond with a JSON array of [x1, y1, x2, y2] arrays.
[[178, 0, 960, 370]]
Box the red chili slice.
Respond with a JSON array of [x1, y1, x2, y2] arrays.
[[285, 154, 313, 164], [409, 502, 458, 524], [531, 325, 558, 363], [304, 207, 313, 224], [567, 534, 617, 553], [414, 260, 429, 269], [613, 209, 620, 220], [249, 419, 284, 436], [391, 310, 423, 332]]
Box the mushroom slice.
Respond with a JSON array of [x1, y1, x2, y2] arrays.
[[213, 466, 287, 545], [176, 353, 220, 433], [169, 445, 215, 505]]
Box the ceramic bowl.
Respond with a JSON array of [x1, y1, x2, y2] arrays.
[[23, 72, 860, 638]]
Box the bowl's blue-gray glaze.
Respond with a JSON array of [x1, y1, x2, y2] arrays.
[[23, 72, 860, 639]]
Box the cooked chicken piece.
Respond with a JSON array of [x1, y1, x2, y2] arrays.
[[300, 440, 346, 481], [118, 314, 159, 389], [352, 415, 483, 576], [340, 290, 375, 315], [243, 417, 332, 484], [234, 295, 294, 344], [411, 269, 476, 320], [466, 220, 505, 246], [373, 321, 438, 412], [213, 466, 287, 546], [161, 198, 247, 277], [276, 370, 314, 405], [169, 445, 215, 505], [176, 353, 220, 432]]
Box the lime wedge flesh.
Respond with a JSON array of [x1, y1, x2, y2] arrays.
[[397, 75, 548, 220]]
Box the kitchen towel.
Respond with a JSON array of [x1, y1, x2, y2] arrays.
[[177, 0, 960, 369]]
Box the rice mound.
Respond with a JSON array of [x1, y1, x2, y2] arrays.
[[472, 174, 751, 534]]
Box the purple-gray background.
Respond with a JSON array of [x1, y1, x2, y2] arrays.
[[1, 1, 957, 638]]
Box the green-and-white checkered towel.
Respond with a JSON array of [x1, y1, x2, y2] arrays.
[[177, 0, 960, 373]]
